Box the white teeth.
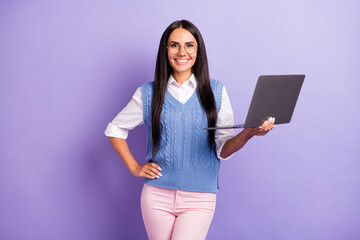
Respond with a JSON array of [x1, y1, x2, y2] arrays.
[[176, 59, 189, 63]]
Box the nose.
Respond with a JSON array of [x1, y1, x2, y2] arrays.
[[177, 46, 187, 56]]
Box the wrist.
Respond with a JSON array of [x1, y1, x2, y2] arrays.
[[242, 128, 255, 140], [129, 163, 141, 176]]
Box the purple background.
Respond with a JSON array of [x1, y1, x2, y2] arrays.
[[1, 1, 359, 239]]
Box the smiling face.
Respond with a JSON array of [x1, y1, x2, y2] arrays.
[[167, 28, 198, 82]]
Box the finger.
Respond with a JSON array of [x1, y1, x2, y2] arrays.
[[150, 162, 162, 171], [139, 165, 157, 178], [259, 120, 268, 131], [264, 117, 273, 131], [256, 125, 269, 135], [149, 163, 162, 176], [143, 171, 157, 179], [266, 117, 275, 131], [269, 117, 275, 129], [148, 166, 162, 177], [139, 168, 153, 178], [263, 122, 271, 131], [262, 120, 268, 129], [143, 168, 159, 179], [144, 164, 162, 177], [265, 118, 276, 132]]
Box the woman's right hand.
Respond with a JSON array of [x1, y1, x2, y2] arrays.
[[132, 162, 162, 179]]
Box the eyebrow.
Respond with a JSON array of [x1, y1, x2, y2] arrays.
[[169, 41, 196, 44]]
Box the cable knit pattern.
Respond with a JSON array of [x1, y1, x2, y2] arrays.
[[141, 79, 224, 193]]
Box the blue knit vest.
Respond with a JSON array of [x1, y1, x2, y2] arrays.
[[141, 79, 224, 193]]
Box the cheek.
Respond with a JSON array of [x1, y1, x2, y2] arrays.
[[190, 54, 197, 65], [167, 54, 175, 67]]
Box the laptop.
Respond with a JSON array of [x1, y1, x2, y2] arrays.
[[205, 75, 305, 130]]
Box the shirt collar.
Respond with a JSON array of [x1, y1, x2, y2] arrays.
[[167, 73, 197, 89]]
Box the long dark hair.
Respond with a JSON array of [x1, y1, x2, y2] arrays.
[[151, 19, 217, 154]]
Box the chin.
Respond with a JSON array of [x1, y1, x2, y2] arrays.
[[171, 62, 194, 73]]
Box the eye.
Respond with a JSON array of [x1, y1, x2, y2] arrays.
[[170, 43, 179, 48], [186, 43, 195, 48]]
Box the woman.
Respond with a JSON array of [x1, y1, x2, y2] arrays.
[[105, 19, 275, 240]]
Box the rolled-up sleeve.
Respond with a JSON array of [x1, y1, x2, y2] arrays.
[[215, 86, 235, 160], [104, 87, 144, 139]]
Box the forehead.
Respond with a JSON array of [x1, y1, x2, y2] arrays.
[[168, 28, 197, 43]]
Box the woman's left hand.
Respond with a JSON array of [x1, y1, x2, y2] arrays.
[[243, 117, 276, 137], [220, 117, 276, 158]]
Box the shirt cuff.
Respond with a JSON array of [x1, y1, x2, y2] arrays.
[[216, 136, 234, 160], [104, 122, 128, 139]]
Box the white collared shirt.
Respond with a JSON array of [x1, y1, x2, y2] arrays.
[[105, 74, 235, 160]]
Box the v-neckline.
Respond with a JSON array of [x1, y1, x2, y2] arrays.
[[165, 88, 198, 107]]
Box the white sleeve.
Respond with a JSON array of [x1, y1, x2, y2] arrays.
[[104, 87, 144, 139], [215, 86, 235, 160]]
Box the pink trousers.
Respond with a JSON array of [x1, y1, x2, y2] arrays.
[[140, 184, 217, 240]]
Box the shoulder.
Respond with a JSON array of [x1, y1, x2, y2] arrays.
[[210, 79, 224, 89], [141, 82, 154, 121], [141, 81, 154, 90], [210, 79, 225, 111], [141, 81, 154, 97], [210, 79, 225, 94]]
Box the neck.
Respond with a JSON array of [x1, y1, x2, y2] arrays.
[[172, 71, 192, 85]]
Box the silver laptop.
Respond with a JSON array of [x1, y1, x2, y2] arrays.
[[205, 75, 305, 130]]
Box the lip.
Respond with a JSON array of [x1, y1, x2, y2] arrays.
[[174, 58, 190, 65]]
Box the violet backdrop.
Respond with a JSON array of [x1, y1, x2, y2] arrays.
[[1, 0, 359, 239]]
